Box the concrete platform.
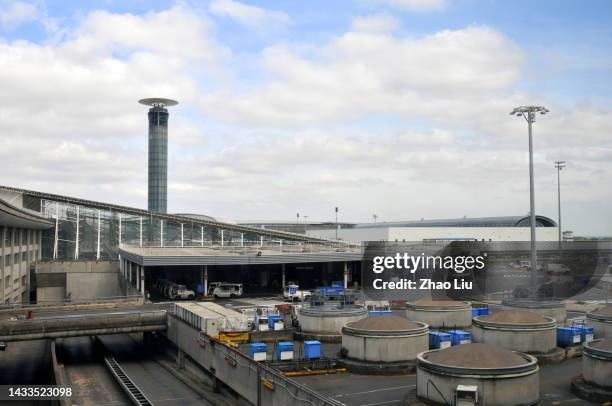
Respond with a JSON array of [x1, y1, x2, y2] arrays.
[[336, 357, 416, 375], [571, 375, 612, 403]]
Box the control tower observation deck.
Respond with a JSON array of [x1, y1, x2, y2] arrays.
[[139, 98, 178, 214]]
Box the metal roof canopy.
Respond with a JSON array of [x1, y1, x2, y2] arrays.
[[0, 198, 53, 230], [119, 246, 362, 267], [0, 185, 329, 243]]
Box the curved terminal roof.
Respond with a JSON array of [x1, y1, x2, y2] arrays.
[[424, 343, 527, 368], [0, 198, 53, 230], [354, 215, 557, 229], [346, 316, 421, 331]]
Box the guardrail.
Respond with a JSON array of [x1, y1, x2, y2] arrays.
[[0, 295, 144, 312]]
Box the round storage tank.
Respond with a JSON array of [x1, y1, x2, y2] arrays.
[[501, 298, 567, 323], [406, 298, 471, 329], [472, 310, 557, 354], [298, 304, 367, 342], [417, 343, 540, 406], [586, 305, 612, 339], [583, 339, 612, 388], [340, 316, 428, 374]]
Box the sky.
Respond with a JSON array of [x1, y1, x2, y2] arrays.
[[0, 0, 610, 236]]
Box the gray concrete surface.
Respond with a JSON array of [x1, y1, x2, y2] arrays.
[[56, 336, 130, 406], [100, 334, 206, 406]]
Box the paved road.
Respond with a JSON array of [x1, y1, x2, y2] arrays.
[[0, 339, 53, 406], [57, 336, 131, 406], [99, 334, 206, 406]]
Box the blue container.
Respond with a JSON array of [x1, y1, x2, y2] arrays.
[[275, 341, 295, 360], [478, 308, 489, 316], [268, 314, 282, 329], [557, 327, 581, 347], [448, 330, 472, 346], [471, 308, 479, 318], [369, 310, 393, 317], [249, 343, 267, 361], [429, 331, 451, 349], [573, 325, 594, 343], [303, 340, 321, 360]]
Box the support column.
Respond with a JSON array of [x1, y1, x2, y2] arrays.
[[282, 264, 286, 289], [203, 265, 208, 297], [53, 203, 59, 259], [74, 206, 80, 260], [128, 261, 132, 284], [201, 226, 204, 247], [343, 261, 349, 289], [176, 348, 185, 370], [140, 266, 145, 296], [240, 233, 244, 247], [160, 220, 164, 247], [136, 264, 140, 292], [221, 230, 224, 246], [118, 213, 122, 247], [260, 236, 263, 247], [96, 209, 101, 260], [139, 216, 143, 247], [180, 223, 184, 247]]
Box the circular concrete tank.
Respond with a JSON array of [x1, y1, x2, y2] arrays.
[[298, 304, 367, 342], [583, 339, 612, 388], [586, 305, 612, 339], [340, 316, 428, 374], [472, 310, 557, 354], [417, 343, 540, 406], [406, 298, 471, 329], [501, 298, 567, 323], [571, 339, 612, 402]]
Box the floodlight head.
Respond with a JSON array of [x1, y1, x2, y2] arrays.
[[139, 98, 178, 108], [509, 105, 549, 115]]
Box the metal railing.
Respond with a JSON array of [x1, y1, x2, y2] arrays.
[[0, 295, 144, 312], [105, 356, 154, 406]]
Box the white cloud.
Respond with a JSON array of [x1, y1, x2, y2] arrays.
[[201, 26, 524, 125], [375, 0, 447, 12], [0, 1, 38, 28], [352, 14, 399, 32], [209, 0, 290, 27]]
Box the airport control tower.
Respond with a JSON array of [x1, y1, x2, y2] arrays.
[[138, 98, 178, 213]]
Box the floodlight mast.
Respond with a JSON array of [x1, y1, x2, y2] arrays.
[[509, 105, 549, 298], [554, 160, 566, 254]]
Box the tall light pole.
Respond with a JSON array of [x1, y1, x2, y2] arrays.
[[335, 207, 339, 240], [554, 161, 566, 253], [510, 105, 549, 297]]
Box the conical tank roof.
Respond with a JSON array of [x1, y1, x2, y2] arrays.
[[424, 343, 527, 368], [346, 316, 422, 331], [478, 310, 549, 324]]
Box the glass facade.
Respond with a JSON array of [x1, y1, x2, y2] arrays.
[[38, 198, 311, 261]]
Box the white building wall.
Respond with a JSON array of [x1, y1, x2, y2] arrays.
[[307, 226, 559, 242]]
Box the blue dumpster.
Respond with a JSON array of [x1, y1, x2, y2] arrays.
[[304, 340, 321, 360], [429, 331, 451, 349], [573, 325, 594, 343], [478, 308, 489, 316], [249, 343, 267, 361], [557, 327, 581, 347], [275, 341, 294, 361], [448, 330, 472, 346]]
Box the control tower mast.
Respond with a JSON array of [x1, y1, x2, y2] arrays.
[[138, 98, 178, 213]]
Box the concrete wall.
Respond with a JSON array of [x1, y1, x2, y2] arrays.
[[308, 226, 559, 242], [583, 351, 612, 388], [416, 367, 540, 406], [35, 261, 121, 302], [472, 326, 556, 354], [1, 226, 42, 304], [406, 307, 472, 329], [342, 332, 428, 362], [587, 318, 612, 339], [166, 314, 335, 406]]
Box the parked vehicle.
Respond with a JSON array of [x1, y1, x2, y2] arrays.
[[210, 282, 243, 298], [154, 279, 195, 300], [283, 283, 311, 302]]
